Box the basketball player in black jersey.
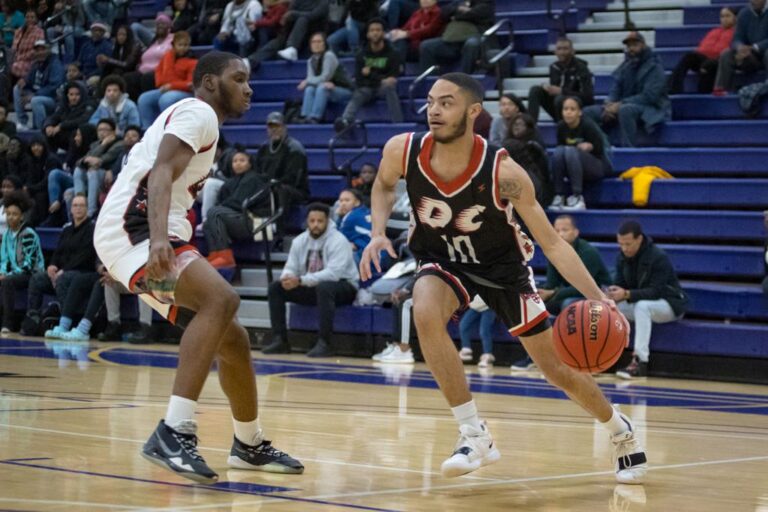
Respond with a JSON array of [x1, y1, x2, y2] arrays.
[[360, 73, 647, 483]]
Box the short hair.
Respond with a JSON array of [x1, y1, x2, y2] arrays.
[[366, 17, 386, 30], [556, 36, 573, 47], [438, 72, 484, 105], [4, 190, 31, 212], [555, 214, 577, 229], [341, 188, 364, 204], [306, 202, 330, 217], [193, 51, 242, 89], [173, 30, 191, 44], [97, 118, 117, 131], [618, 220, 643, 237], [359, 162, 377, 172], [725, 6, 738, 16], [101, 74, 127, 95], [124, 124, 142, 136], [72, 192, 87, 202]]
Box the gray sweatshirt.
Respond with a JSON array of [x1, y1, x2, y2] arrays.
[[306, 51, 340, 86], [281, 222, 359, 288]]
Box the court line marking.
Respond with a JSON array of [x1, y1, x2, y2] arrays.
[[0, 498, 137, 510]]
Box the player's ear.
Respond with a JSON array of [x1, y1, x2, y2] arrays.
[[467, 102, 482, 120], [202, 73, 218, 93]]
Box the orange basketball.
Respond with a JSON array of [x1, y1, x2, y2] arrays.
[[553, 300, 629, 373]]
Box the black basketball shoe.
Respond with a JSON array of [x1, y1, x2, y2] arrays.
[[141, 419, 218, 484], [227, 436, 304, 474]]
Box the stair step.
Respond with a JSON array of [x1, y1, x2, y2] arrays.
[[559, 30, 655, 51], [605, 0, 708, 9], [233, 285, 268, 298], [237, 299, 272, 328], [532, 52, 625, 68], [592, 8, 682, 23]]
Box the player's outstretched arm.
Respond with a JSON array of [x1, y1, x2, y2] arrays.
[[497, 159, 608, 303], [359, 133, 409, 281], [146, 134, 196, 280]]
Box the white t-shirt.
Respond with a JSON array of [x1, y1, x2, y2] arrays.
[[95, 97, 219, 267]]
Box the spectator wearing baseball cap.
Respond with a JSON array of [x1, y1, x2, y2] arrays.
[[77, 20, 113, 86], [583, 31, 670, 147]]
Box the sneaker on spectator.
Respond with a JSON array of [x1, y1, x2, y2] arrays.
[[97, 322, 122, 342], [712, 87, 727, 97], [458, 347, 473, 362], [277, 46, 298, 61], [549, 195, 565, 210], [379, 345, 414, 364], [478, 353, 495, 368], [616, 355, 648, 380], [372, 343, 396, 361], [333, 117, 351, 133], [510, 355, 536, 371], [44, 325, 68, 339], [20, 312, 41, 336], [562, 195, 586, 210], [126, 324, 152, 344], [0, 327, 10, 336], [61, 328, 89, 341]]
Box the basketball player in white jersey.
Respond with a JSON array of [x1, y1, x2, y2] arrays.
[[361, 73, 647, 483], [95, 51, 303, 484]]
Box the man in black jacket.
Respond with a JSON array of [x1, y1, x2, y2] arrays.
[[528, 37, 594, 122], [335, 18, 403, 128], [606, 221, 689, 379]]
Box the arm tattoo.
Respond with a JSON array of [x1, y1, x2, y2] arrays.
[[499, 178, 523, 200]]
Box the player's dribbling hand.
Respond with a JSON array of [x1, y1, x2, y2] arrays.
[[147, 242, 176, 281], [360, 235, 397, 281]]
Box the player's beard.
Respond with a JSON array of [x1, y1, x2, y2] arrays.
[[432, 113, 469, 144]]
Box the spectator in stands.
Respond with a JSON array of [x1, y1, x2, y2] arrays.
[[351, 161, 376, 199], [550, 97, 612, 211], [12, 39, 63, 131], [124, 14, 174, 101], [0, 103, 15, 137], [334, 19, 403, 129], [109, 124, 140, 184], [26, 136, 60, 224], [77, 21, 113, 87], [502, 113, 551, 206], [418, 0, 494, 74], [528, 37, 594, 123], [44, 257, 102, 341], [98, 269, 155, 342], [489, 93, 524, 145], [189, 0, 228, 45], [583, 32, 670, 147], [5, 137, 32, 177], [458, 296, 496, 368], [246, 0, 329, 67], [45, 0, 87, 64], [608, 220, 689, 379], [21, 193, 97, 335], [44, 81, 94, 151], [264, 202, 359, 357], [82, 0, 121, 27], [336, 188, 374, 265], [213, 0, 262, 56], [170, 0, 198, 33], [0, 190, 44, 334], [763, 211, 768, 296], [0, 176, 24, 236], [98, 25, 141, 78], [44, 124, 97, 226], [328, 0, 379, 56], [0, 0, 24, 48], [89, 75, 140, 136], [204, 150, 267, 269], [137, 31, 197, 130], [250, 0, 289, 49], [298, 32, 353, 123], [669, 7, 737, 94], [10, 10, 44, 80], [255, 112, 309, 213], [714, 0, 768, 94], [388, 0, 444, 64], [73, 118, 123, 217]]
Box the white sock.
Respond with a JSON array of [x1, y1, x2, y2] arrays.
[[602, 408, 631, 436], [451, 400, 482, 430], [233, 418, 264, 446], [164, 395, 197, 430]]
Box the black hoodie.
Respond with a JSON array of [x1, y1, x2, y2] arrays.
[[26, 136, 61, 195], [44, 81, 94, 131]]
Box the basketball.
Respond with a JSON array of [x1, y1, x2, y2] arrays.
[[553, 300, 629, 373]]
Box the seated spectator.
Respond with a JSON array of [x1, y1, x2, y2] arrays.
[[20, 193, 97, 335], [388, 0, 444, 63], [73, 118, 123, 217], [336, 188, 375, 265], [0, 176, 24, 236], [123, 14, 174, 101], [213, 0, 262, 56], [44, 81, 95, 151], [77, 21, 113, 87], [170, 0, 198, 33], [251, 0, 290, 49], [370, 272, 415, 363], [26, 136, 61, 224], [669, 7, 737, 94], [489, 93, 525, 145], [264, 203, 359, 357], [502, 113, 551, 206], [607, 220, 689, 379], [45, 0, 87, 63], [89, 75, 140, 136], [109, 124, 141, 184], [137, 31, 197, 130], [550, 97, 612, 211], [97, 273, 155, 342], [197, 136, 231, 223], [351, 161, 376, 199], [98, 25, 142, 78], [44, 260, 101, 341], [45, 124, 97, 226], [0, 0, 24, 48], [458, 296, 496, 368], [583, 32, 670, 147], [328, 0, 379, 56], [334, 19, 403, 129], [298, 32, 353, 123], [418, 0, 494, 74], [189, 0, 228, 45], [82, 0, 122, 27], [245, 0, 329, 68], [0, 103, 16, 137], [255, 112, 309, 214], [0, 190, 44, 334], [528, 37, 594, 123], [10, 10, 44, 80], [204, 150, 268, 269], [714, 0, 768, 94], [13, 40, 63, 131]]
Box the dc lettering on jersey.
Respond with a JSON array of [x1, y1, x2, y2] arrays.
[[415, 197, 486, 234]]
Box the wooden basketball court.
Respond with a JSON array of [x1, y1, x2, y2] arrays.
[[1, 337, 767, 511]]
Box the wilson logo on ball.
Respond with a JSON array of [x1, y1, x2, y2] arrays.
[[588, 303, 603, 342]]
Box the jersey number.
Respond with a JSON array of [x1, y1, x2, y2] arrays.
[[441, 235, 479, 264]]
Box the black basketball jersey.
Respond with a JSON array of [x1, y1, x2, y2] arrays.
[[404, 131, 535, 284]]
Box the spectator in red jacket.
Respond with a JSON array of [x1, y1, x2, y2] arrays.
[[251, 0, 289, 49], [137, 31, 198, 130], [387, 0, 445, 62], [669, 7, 737, 93]]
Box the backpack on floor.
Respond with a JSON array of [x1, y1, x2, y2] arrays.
[[738, 80, 768, 117]]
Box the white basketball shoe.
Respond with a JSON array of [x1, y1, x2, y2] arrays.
[[441, 421, 500, 477], [611, 413, 648, 484]]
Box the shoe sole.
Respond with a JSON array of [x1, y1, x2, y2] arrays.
[[615, 371, 638, 380], [616, 465, 647, 485], [227, 455, 304, 474], [510, 366, 536, 372], [441, 447, 501, 478], [378, 358, 415, 364], [140, 451, 218, 484]]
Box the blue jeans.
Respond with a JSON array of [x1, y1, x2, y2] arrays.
[[30, 95, 57, 129], [551, 145, 606, 196], [48, 169, 74, 205], [83, 0, 117, 26], [46, 26, 84, 63], [419, 36, 482, 74], [328, 16, 366, 54], [301, 84, 352, 120], [73, 166, 105, 217], [138, 89, 193, 130], [584, 103, 646, 147], [131, 22, 155, 47], [386, 0, 419, 31], [459, 309, 496, 355], [12, 84, 29, 125]]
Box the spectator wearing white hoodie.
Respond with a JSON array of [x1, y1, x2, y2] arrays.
[[264, 202, 359, 358]]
